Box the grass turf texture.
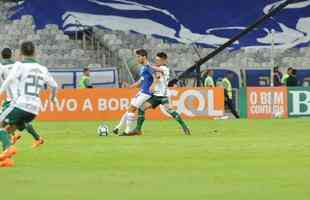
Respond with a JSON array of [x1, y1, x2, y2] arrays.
[[1, 119, 310, 200]]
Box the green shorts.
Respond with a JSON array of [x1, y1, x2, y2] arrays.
[[1, 106, 36, 131], [147, 95, 169, 109]]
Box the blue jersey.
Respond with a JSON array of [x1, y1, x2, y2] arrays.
[[139, 64, 153, 95]]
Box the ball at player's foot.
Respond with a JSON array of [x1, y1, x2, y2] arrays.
[[97, 124, 109, 136]]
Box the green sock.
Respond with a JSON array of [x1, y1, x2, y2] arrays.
[[167, 109, 188, 130], [25, 123, 40, 140], [0, 129, 12, 150], [136, 109, 145, 131]]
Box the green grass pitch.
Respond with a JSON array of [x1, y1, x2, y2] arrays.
[[1, 119, 310, 200]]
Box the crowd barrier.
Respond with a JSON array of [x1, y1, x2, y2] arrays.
[[50, 68, 119, 88], [2, 86, 308, 120], [13, 87, 224, 121]]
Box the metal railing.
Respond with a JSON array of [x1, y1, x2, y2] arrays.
[[68, 14, 135, 86]]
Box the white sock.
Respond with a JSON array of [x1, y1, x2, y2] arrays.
[[115, 112, 128, 130], [125, 112, 137, 133]]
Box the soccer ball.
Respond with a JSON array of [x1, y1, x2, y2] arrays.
[[97, 124, 109, 136]]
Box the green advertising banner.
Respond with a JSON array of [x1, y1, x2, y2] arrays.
[[288, 87, 310, 117], [239, 88, 247, 118]]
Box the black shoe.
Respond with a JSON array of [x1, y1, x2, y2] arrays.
[[182, 127, 191, 135], [112, 127, 119, 135], [119, 132, 129, 136]]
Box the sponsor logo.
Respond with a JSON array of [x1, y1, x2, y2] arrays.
[[161, 88, 224, 117], [247, 87, 288, 119], [29, 88, 224, 120], [288, 88, 310, 116]]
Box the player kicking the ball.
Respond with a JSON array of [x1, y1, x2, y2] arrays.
[[135, 52, 190, 135], [113, 49, 154, 136], [0, 41, 58, 167]]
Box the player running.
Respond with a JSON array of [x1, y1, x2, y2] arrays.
[[134, 52, 190, 135], [113, 49, 154, 136], [0, 48, 44, 147], [0, 41, 58, 167]]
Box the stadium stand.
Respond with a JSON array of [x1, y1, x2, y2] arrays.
[[0, 2, 102, 68], [90, 29, 310, 90], [94, 26, 310, 70], [0, 0, 309, 82]]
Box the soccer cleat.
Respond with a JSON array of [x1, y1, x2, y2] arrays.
[[118, 132, 128, 136], [31, 138, 44, 149], [182, 127, 191, 135], [112, 127, 119, 135], [0, 158, 15, 168], [11, 133, 22, 144], [0, 146, 17, 161]]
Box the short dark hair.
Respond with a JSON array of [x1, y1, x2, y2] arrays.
[[202, 69, 212, 77], [291, 69, 297, 76], [136, 49, 148, 58], [1, 48, 12, 59], [156, 52, 168, 60], [83, 67, 90, 72], [21, 41, 35, 56], [273, 66, 279, 72], [287, 67, 293, 72]]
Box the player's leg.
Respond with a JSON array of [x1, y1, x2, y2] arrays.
[[135, 95, 161, 132], [1, 107, 36, 166], [124, 106, 138, 134], [0, 106, 21, 167], [226, 98, 240, 119], [161, 98, 191, 135], [113, 111, 128, 134], [11, 123, 43, 146], [135, 102, 153, 132], [25, 123, 44, 148], [0, 104, 17, 156], [18, 112, 40, 148], [123, 93, 151, 135], [0, 125, 17, 167], [0, 127, 13, 153], [165, 106, 191, 135], [25, 123, 40, 140], [113, 93, 147, 134], [11, 131, 22, 145], [0, 100, 22, 144]]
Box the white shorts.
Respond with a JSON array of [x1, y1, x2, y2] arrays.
[[131, 92, 151, 108]]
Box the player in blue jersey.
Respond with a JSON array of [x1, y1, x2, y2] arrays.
[[113, 49, 154, 136]]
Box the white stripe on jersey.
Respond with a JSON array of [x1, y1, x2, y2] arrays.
[[0, 101, 15, 122]]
